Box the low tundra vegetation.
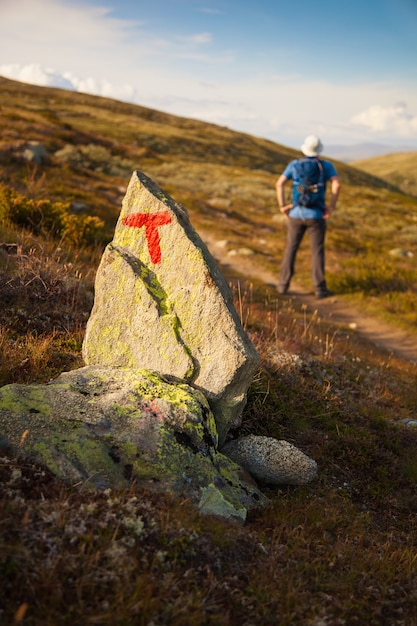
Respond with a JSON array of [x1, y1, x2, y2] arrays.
[[1, 234, 417, 624]]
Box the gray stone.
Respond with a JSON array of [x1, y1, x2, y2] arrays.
[[82, 171, 260, 445], [70, 202, 89, 213], [222, 435, 318, 485], [398, 419, 417, 428], [227, 248, 255, 256], [0, 366, 268, 523], [207, 198, 232, 210], [23, 141, 49, 164], [389, 248, 414, 258]]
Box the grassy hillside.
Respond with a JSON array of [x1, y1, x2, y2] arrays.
[[1, 77, 416, 335], [353, 151, 417, 198], [1, 78, 417, 625]]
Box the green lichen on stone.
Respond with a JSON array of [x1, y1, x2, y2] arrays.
[[0, 383, 127, 489], [198, 484, 247, 522], [31, 441, 67, 478], [117, 438, 139, 458], [0, 385, 52, 418], [157, 191, 170, 203], [152, 427, 261, 515], [132, 369, 209, 412], [186, 246, 205, 265], [107, 401, 139, 419], [154, 428, 261, 518], [113, 246, 169, 315], [27, 419, 127, 489], [84, 243, 198, 379], [96, 328, 135, 367], [0, 366, 267, 519], [155, 430, 217, 484], [30, 426, 127, 490]]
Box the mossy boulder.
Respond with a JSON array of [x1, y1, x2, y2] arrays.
[[0, 366, 267, 522]]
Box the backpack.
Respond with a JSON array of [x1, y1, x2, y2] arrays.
[[292, 157, 325, 209]]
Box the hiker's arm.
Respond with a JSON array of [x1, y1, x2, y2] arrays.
[[323, 176, 341, 218], [276, 175, 292, 215]]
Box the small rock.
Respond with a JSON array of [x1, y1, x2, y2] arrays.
[[198, 484, 247, 523], [222, 434, 318, 485], [398, 419, 417, 428], [228, 248, 255, 256], [70, 202, 89, 213], [389, 248, 414, 258], [23, 141, 49, 164], [207, 198, 232, 210]]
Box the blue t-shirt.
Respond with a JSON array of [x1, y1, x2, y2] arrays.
[[282, 158, 338, 219]]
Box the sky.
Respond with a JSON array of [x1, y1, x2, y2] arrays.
[[1, 0, 417, 152]]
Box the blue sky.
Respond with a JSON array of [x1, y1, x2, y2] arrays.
[[1, 0, 416, 152]]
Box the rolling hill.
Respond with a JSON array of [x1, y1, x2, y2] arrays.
[[353, 151, 417, 197]]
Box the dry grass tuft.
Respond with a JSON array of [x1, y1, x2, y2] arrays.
[[0, 228, 96, 384]]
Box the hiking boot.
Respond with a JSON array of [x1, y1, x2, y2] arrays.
[[315, 289, 333, 299]]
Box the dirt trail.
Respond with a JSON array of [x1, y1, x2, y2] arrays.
[[201, 232, 417, 364]]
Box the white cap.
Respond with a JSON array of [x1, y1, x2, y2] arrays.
[[301, 135, 323, 157]]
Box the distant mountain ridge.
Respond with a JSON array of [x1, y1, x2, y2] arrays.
[[325, 143, 417, 163]]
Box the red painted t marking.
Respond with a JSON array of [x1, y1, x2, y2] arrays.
[[122, 211, 172, 264]]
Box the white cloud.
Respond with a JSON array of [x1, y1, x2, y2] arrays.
[[0, 63, 138, 103], [62, 71, 138, 102], [0, 63, 74, 89], [351, 103, 417, 136]]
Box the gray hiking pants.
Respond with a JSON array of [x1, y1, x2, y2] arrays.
[[279, 218, 327, 292]]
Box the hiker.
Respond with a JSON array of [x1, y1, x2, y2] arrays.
[[276, 135, 341, 299]]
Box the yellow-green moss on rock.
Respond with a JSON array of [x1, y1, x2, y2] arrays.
[[0, 366, 267, 520]]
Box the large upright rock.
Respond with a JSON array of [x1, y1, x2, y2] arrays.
[[83, 171, 259, 444]]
